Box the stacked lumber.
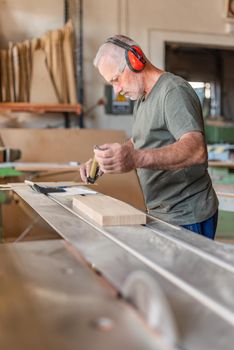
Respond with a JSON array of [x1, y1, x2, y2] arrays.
[[0, 20, 77, 104]]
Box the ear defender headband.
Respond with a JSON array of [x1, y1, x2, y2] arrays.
[[106, 37, 146, 73]]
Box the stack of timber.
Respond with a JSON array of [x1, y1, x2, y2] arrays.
[[0, 20, 77, 105]]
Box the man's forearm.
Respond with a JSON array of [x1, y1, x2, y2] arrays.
[[133, 132, 207, 170]]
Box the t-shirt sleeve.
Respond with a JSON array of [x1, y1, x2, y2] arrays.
[[164, 86, 204, 140]]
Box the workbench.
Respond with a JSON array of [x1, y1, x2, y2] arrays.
[[1, 183, 234, 350]]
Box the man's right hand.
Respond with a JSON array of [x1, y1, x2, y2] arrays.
[[79, 158, 93, 183]]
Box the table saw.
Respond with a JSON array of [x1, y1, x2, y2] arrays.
[[1, 182, 234, 350]]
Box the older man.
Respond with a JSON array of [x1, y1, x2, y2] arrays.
[[80, 35, 218, 239]]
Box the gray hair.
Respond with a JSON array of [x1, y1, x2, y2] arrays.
[[93, 35, 138, 73]]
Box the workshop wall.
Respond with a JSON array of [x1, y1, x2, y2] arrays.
[[0, 0, 63, 48], [0, 0, 230, 133], [84, 0, 229, 134]]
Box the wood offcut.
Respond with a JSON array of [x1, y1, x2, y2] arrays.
[[72, 194, 146, 226]]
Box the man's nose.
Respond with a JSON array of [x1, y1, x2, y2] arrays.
[[113, 84, 122, 96]]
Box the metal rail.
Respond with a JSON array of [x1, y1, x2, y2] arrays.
[[48, 194, 234, 327]]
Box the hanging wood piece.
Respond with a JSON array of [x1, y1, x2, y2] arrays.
[[0, 50, 10, 102], [23, 40, 32, 101], [41, 32, 52, 73], [30, 49, 59, 103], [51, 30, 67, 103], [63, 20, 77, 103], [31, 38, 41, 56], [17, 42, 28, 102], [8, 42, 16, 102], [12, 45, 20, 101]]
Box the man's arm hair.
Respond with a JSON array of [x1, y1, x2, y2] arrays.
[[133, 131, 207, 170]]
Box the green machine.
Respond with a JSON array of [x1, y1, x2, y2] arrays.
[[104, 85, 134, 115], [205, 119, 234, 239], [205, 120, 234, 144]]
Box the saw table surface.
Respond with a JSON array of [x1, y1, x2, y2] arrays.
[[4, 183, 234, 350], [0, 239, 164, 350]]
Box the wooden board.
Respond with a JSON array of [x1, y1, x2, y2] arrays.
[[0, 128, 146, 211], [72, 193, 146, 226], [0, 129, 126, 162], [63, 21, 77, 104], [12, 45, 20, 101]]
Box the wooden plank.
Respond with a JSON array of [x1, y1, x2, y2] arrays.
[[30, 49, 59, 103], [12, 44, 20, 101], [14, 163, 80, 171], [0, 129, 126, 162], [8, 43, 16, 102], [0, 50, 10, 102], [63, 20, 77, 104], [51, 29, 67, 103], [18, 42, 28, 102], [72, 193, 146, 226]]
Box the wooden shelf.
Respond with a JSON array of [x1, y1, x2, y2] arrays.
[[0, 103, 82, 115], [209, 160, 234, 169]]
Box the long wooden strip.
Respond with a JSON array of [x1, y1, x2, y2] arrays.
[[51, 30, 67, 103], [72, 193, 146, 226], [12, 45, 20, 101], [8, 43, 16, 102], [0, 50, 10, 102], [63, 21, 77, 104], [0, 102, 81, 114]]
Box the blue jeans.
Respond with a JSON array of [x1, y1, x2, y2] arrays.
[[181, 210, 218, 240]]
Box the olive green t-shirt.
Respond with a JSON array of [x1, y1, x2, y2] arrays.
[[132, 72, 218, 225]]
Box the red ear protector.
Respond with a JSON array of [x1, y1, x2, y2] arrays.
[[106, 37, 146, 73]]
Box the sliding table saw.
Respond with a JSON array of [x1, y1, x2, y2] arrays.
[[1, 182, 234, 350]]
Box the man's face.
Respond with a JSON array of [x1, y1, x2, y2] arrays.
[[98, 57, 145, 100]]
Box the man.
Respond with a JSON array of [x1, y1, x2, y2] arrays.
[[80, 35, 219, 239]]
